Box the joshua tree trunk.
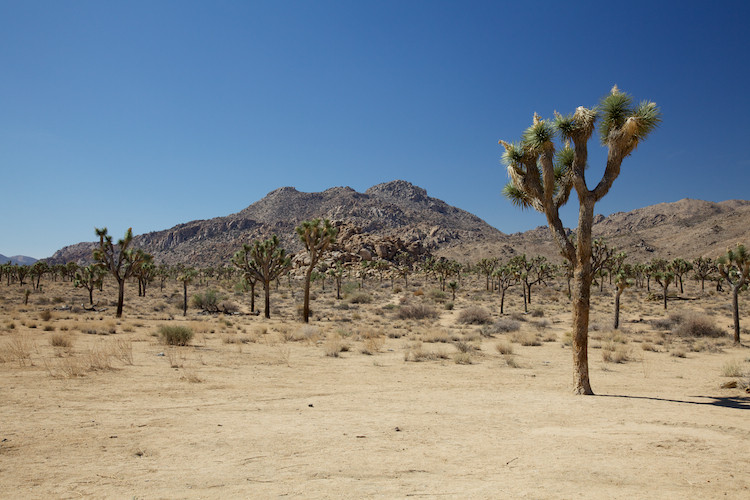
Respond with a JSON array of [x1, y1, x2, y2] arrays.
[[263, 280, 271, 319], [303, 267, 313, 323], [116, 279, 125, 318], [88, 287, 94, 306], [182, 281, 188, 316], [613, 288, 622, 330], [571, 199, 594, 395], [731, 286, 741, 344], [500, 288, 506, 314]]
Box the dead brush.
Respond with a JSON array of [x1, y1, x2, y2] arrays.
[[360, 332, 385, 355], [510, 331, 542, 346], [404, 342, 449, 362], [601, 343, 631, 363], [457, 306, 492, 325], [495, 340, 514, 355], [673, 314, 726, 338], [1, 332, 36, 366], [323, 334, 346, 357], [49, 333, 74, 349]]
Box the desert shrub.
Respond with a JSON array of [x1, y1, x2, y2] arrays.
[[453, 340, 477, 353], [324, 335, 346, 357], [158, 325, 194, 346], [457, 306, 492, 325], [454, 352, 473, 364], [673, 314, 725, 338], [602, 343, 631, 363], [489, 318, 521, 334], [511, 331, 542, 346], [39, 310, 53, 321], [530, 308, 544, 318], [510, 312, 527, 322], [496, 340, 514, 355], [192, 290, 221, 313], [219, 300, 239, 314], [403, 342, 449, 362], [428, 289, 447, 302], [670, 347, 687, 358], [721, 360, 745, 378], [360, 335, 385, 355], [393, 286, 403, 294], [445, 302, 454, 311], [49, 334, 73, 348], [422, 330, 451, 343], [348, 292, 372, 304], [286, 325, 320, 343], [396, 304, 438, 320], [413, 289, 424, 297]]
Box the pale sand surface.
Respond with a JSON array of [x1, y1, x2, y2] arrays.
[[1, 280, 749, 499]]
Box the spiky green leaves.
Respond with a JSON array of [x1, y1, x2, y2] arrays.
[[599, 88, 661, 147], [502, 183, 536, 210], [521, 120, 556, 152]]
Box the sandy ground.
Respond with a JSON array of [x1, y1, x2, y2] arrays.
[[1, 277, 749, 499]]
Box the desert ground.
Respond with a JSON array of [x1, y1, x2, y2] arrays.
[[1, 274, 749, 499]]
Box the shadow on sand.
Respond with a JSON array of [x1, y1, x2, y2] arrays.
[[598, 393, 750, 410]]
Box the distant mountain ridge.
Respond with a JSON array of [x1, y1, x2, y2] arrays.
[[0, 254, 38, 265], [46, 180, 750, 267]]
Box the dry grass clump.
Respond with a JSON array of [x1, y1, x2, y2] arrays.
[[396, 304, 438, 320], [422, 329, 454, 343], [601, 343, 631, 363], [158, 325, 194, 346], [672, 314, 726, 338], [323, 334, 347, 357], [286, 325, 320, 343], [404, 342, 449, 362], [495, 340, 514, 355], [453, 352, 473, 364], [457, 306, 492, 325], [1, 333, 36, 366], [721, 360, 746, 378], [49, 333, 74, 349], [360, 333, 385, 355], [510, 331, 542, 346], [485, 318, 521, 334], [530, 308, 544, 318], [348, 291, 372, 304]]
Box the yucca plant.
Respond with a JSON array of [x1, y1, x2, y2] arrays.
[[500, 86, 661, 394], [717, 243, 749, 344]]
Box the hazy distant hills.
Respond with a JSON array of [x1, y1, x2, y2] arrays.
[[46, 180, 750, 267], [0, 254, 38, 265]]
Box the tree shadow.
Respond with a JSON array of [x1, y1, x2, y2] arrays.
[[597, 393, 750, 410]]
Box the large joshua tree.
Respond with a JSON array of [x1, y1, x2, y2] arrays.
[[716, 243, 749, 344], [296, 218, 338, 323], [93, 227, 150, 318], [501, 86, 660, 394], [231, 235, 291, 319]]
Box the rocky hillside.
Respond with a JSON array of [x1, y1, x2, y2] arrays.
[[47, 180, 506, 266], [47, 180, 750, 267]]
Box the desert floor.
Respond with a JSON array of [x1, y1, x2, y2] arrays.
[[1, 276, 749, 499]]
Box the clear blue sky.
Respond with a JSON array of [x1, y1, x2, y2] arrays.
[[2, 0, 749, 259]]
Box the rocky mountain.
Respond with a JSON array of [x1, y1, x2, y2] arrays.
[[47, 180, 506, 266], [0, 254, 38, 265], [46, 180, 750, 267]]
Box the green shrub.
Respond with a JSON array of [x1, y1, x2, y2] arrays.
[[348, 292, 372, 304], [158, 325, 194, 346], [192, 290, 221, 313]]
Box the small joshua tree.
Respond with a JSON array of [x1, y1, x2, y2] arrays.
[[74, 263, 106, 305], [717, 244, 749, 344], [653, 269, 674, 310], [670, 258, 692, 294], [613, 270, 633, 329], [93, 227, 150, 318], [501, 86, 660, 394], [232, 235, 291, 319], [177, 268, 198, 316], [296, 219, 337, 323], [476, 257, 499, 291], [692, 256, 716, 292]]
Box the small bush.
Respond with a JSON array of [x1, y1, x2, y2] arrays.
[[530, 308, 544, 318], [488, 318, 521, 334], [454, 352, 473, 365], [40, 310, 53, 321], [428, 289, 447, 302], [457, 306, 492, 325], [721, 360, 745, 378], [348, 292, 372, 304], [49, 334, 73, 348], [511, 331, 541, 346], [396, 304, 438, 320], [673, 314, 725, 338], [496, 341, 514, 355], [192, 290, 221, 313], [158, 325, 194, 346]]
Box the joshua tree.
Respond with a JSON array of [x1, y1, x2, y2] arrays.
[[501, 86, 660, 394], [296, 218, 337, 323], [476, 257, 499, 291], [670, 258, 692, 294], [93, 227, 150, 318], [135, 258, 155, 297], [177, 268, 198, 316], [692, 256, 716, 292], [74, 263, 106, 305], [613, 270, 633, 329], [493, 264, 518, 314], [716, 243, 749, 344], [448, 281, 458, 301], [653, 269, 674, 310], [30, 261, 49, 290], [232, 235, 291, 319]]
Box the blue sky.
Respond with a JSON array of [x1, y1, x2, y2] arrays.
[[2, 0, 749, 259]]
